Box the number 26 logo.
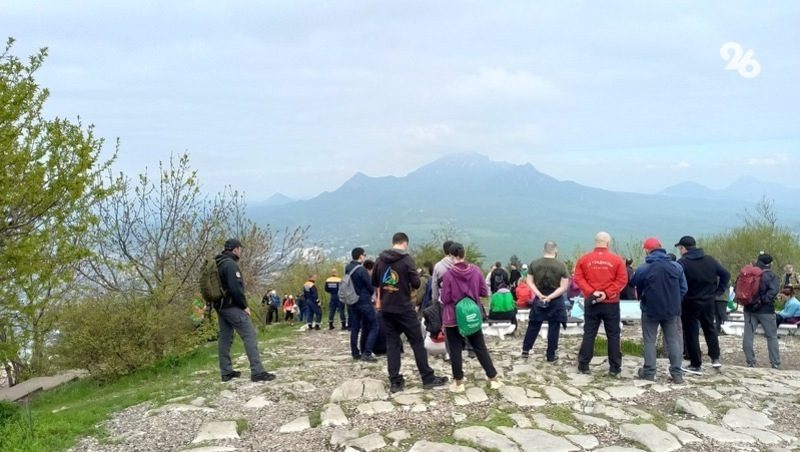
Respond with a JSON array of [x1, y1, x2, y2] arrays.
[[720, 42, 761, 79]]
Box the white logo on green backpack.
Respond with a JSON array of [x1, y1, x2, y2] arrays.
[[456, 297, 483, 337]]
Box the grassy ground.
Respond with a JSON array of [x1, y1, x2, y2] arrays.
[[0, 323, 296, 452]]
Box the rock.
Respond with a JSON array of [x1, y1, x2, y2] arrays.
[[573, 413, 610, 428], [191, 421, 239, 443], [499, 385, 546, 407], [146, 404, 215, 415], [394, 394, 423, 405], [330, 428, 361, 446], [466, 387, 489, 403], [545, 387, 579, 404], [189, 397, 206, 407], [362, 378, 388, 400], [278, 416, 311, 433], [411, 403, 427, 412], [330, 380, 364, 402], [566, 434, 599, 450], [184, 447, 236, 452], [408, 441, 478, 452], [454, 426, 519, 452], [619, 423, 681, 452], [288, 380, 317, 393], [594, 448, 645, 452], [453, 413, 468, 423], [454, 395, 470, 406], [675, 420, 756, 443], [606, 385, 646, 400], [674, 398, 711, 419], [624, 407, 652, 420], [650, 384, 672, 393], [722, 407, 774, 429], [665, 423, 701, 445], [532, 413, 579, 434], [219, 390, 235, 398], [387, 429, 409, 444], [356, 400, 394, 415], [321, 403, 349, 426], [498, 427, 579, 452], [698, 388, 724, 400], [596, 405, 632, 421], [243, 396, 271, 409], [739, 428, 784, 445], [344, 433, 386, 451], [510, 413, 532, 428]]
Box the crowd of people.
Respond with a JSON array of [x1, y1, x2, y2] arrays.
[[209, 231, 800, 389]]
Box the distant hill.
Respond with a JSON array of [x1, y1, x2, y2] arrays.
[[252, 192, 294, 207], [660, 177, 800, 206], [249, 153, 799, 263]]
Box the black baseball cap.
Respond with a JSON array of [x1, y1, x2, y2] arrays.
[[224, 238, 243, 250], [674, 236, 696, 248]]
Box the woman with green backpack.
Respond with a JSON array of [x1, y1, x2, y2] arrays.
[[440, 242, 503, 393]]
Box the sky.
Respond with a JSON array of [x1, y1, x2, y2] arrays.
[[3, 1, 799, 201]]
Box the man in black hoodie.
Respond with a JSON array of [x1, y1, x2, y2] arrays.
[[675, 235, 730, 374], [743, 253, 781, 368], [372, 232, 448, 393], [216, 239, 275, 382]]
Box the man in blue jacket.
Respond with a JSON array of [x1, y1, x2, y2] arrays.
[[633, 238, 688, 384], [346, 247, 379, 362]]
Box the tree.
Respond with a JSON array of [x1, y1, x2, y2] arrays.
[[508, 254, 522, 271], [0, 39, 116, 384], [410, 226, 486, 269]]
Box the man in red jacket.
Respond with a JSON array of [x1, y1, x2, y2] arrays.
[[574, 232, 629, 375]]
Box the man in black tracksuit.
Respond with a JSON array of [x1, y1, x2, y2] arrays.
[[675, 235, 730, 374], [372, 232, 448, 393], [216, 238, 274, 382]]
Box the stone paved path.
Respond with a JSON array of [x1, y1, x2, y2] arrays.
[[71, 326, 800, 451]]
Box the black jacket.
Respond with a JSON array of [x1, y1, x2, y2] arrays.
[[345, 260, 374, 304], [620, 266, 636, 300], [744, 262, 780, 314], [678, 248, 730, 304], [372, 248, 420, 314], [490, 267, 510, 293], [216, 250, 247, 310]]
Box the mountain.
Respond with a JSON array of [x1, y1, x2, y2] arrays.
[[660, 177, 800, 206], [252, 192, 294, 207], [249, 153, 799, 263]]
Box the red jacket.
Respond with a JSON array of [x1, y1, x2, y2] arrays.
[[515, 283, 533, 308], [574, 247, 628, 303]]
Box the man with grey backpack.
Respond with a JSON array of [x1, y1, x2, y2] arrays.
[[345, 247, 379, 362]]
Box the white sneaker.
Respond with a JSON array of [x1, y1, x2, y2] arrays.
[[711, 359, 722, 368], [489, 379, 504, 390], [449, 382, 466, 393]]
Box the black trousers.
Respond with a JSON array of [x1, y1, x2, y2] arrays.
[[714, 300, 728, 333], [578, 302, 621, 372], [681, 301, 720, 367], [444, 326, 497, 381], [381, 309, 435, 384], [266, 306, 278, 324]]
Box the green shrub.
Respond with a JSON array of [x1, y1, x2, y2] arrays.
[[0, 401, 19, 428], [54, 293, 205, 380]]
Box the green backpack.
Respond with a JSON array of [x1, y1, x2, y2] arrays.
[[455, 297, 483, 337], [490, 290, 515, 313], [198, 256, 225, 310]]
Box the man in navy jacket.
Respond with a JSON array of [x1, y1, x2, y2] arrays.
[[633, 238, 688, 383], [346, 247, 379, 362]]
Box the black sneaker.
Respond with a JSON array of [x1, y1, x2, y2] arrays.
[[329, 323, 334, 330], [772, 364, 781, 370], [422, 376, 449, 390], [341, 324, 348, 331], [521, 351, 530, 359], [578, 366, 591, 375], [361, 354, 377, 363], [547, 355, 559, 363], [608, 370, 621, 378], [636, 368, 655, 382], [352, 355, 362, 361], [670, 374, 685, 384], [221, 370, 241, 382], [251, 372, 276, 382], [314, 324, 321, 330], [682, 366, 703, 376], [390, 379, 405, 393]]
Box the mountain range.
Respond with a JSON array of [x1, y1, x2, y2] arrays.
[[249, 153, 800, 263]]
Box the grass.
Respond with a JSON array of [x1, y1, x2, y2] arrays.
[[539, 405, 578, 428], [234, 418, 249, 435], [309, 408, 322, 428], [593, 337, 650, 356], [0, 323, 295, 452]]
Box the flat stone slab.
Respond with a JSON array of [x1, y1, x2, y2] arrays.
[[566, 434, 599, 449], [344, 433, 386, 451], [184, 447, 237, 452], [362, 378, 388, 400], [387, 429, 409, 443], [722, 407, 774, 429], [698, 388, 724, 400], [278, 416, 311, 433], [675, 420, 756, 443], [409, 440, 478, 452], [499, 385, 546, 407], [146, 404, 215, 415], [739, 428, 784, 445], [510, 413, 532, 428], [665, 423, 701, 445], [606, 385, 646, 400], [499, 427, 579, 452], [0, 370, 85, 402], [466, 387, 489, 403], [243, 396, 271, 409], [674, 398, 711, 419], [595, 448, 645, 452], [619, 423, 681, 452], [573, 413, 610, 428], [330, 428, 361, 446], [545, 387, 579, 404], [330, 378, 388, 402], [532, 413, 579, 434], [393, 394, 423, 405], [454, 426, 519, 452], [321, 403, 349, 426], [192, 421, 239, 443], [356, 400, 394, 415]]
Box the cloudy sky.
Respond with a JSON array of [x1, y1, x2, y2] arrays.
[[3, 1, 799, 200]]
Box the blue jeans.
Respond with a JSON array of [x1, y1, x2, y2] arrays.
[[217, 307, 265, 376], [306, 301, 322, 325], [641, 312, 682, 378], [349, 301, 379, 357], [328, 298, 347, 326]]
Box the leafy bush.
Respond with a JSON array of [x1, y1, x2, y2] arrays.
[[54, 294, 206, 380], [0, 401, 19, 428]]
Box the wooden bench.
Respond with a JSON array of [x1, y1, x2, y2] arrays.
[[721, 321, 798, 337], [482, 322, 517, 339]]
